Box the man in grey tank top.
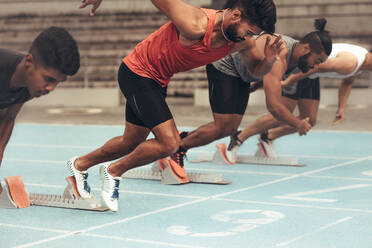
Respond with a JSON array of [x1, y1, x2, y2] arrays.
[[167, 18, 332, 165], [0, 27, 80, 171]]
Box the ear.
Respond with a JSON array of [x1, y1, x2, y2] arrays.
[[302, 43, 311, 54], [24, 53, 35, 69], [230, 8, 243, 22]]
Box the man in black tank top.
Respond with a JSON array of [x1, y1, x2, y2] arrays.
[[0, 27, 80, 169]]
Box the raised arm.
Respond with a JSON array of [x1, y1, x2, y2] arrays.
[[79, 0, 207, 39], [238, 34, 283, 78], [150, 0, 207, 40], [333, 76, 355, 125], [282, 53, 357, 86], [263, 56, 311, 135], [0, 103, 23, 167]]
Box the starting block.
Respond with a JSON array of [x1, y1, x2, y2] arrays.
[[123, 158, 231, 185], [190, 143, 305, 167], [0, 176, 108, 211]]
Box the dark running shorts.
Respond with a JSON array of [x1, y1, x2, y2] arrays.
[[117, 62, 173, 129], [206, 64, 250, 115], [282, 77, 320, 101]]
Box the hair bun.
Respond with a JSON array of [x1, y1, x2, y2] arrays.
[[314, 18, 327, 32]]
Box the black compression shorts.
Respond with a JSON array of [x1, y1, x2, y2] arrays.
[[282, 77, 320, 101], [118, 62, 173, 129], [206, 64, 250, 115]]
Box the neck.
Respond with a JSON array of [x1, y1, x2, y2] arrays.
[[10, 58, 27, 89], [220, 11, 232, 43]]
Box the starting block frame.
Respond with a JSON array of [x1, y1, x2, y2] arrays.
[[190, 143, 305, 167], [0, 176, 109, 211], [123, 160, 231, 185]]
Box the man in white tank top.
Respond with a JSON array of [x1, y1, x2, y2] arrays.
[[226, 43, 372, 160], [284, 43, 371, 124]]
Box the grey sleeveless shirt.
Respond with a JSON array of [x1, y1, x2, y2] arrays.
[[212, 35, 299, 85]]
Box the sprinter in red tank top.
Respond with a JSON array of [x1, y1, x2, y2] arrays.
[[69, 0, 281, 211]]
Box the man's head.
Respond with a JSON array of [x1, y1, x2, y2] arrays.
[[24, 27, 80, 97], [222, 0, 276, 43], [297, 18, 332, 73]]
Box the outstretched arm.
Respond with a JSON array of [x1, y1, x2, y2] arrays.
[[0, 104, 23, 167], [263, 56, 311, 135], [79, 0, 207, 40], [150, 0, 208, 40], [238, 34, 284, 78], [333, 76, 355, 125], [281, 67, 318, 86]]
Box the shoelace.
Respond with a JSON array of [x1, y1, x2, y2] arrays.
[[82, 172, 91, 193], [172, 151, 187, 167], [112, 179, 120, 199], [227, 131, 243, 151]]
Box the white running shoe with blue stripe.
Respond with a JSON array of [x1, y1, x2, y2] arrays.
[[100, 163, 121, 212], [66, 156, 92, 199]]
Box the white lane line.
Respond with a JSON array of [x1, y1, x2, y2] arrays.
[[210, 156, 372, 200], [83, 233, 207, 248], [215, 198, 372, 214], [305, 174, 372, 182], [1, 223, 204, 248], [24, 182, 372, 214], [0, 223, 68, 234], [14, 156, 371, 248], [276, 217, 352, 247], [14, 198, 208, 248]]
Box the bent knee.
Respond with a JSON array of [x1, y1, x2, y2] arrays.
[[214, 123, 236, 138], [160, 135, 180, 155]]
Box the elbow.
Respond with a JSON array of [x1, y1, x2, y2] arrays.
[[266, 103, 280, 117]]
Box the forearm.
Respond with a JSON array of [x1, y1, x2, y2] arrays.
[[249, 58, 276, 78], [0, 119, 15, 166], [267, 103, 301, 129], [151, 0, 172, 13], [337, 78, 353, 112]]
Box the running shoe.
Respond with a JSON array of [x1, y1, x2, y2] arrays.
[[66, 156, 92, 199], [256, 131, 276, 158], [225, 130, 243, 163], [100, 163, 121, 212]]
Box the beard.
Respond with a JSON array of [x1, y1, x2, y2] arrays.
[[224, 23, 245, 43], [297, 52, 313, 73]]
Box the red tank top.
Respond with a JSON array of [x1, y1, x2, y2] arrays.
[[123, 8, 235, 87]]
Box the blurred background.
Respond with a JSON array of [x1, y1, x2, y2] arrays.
[[1, 0, 371, 126]]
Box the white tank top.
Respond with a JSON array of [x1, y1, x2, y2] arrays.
[[309, 43, 368, 79]]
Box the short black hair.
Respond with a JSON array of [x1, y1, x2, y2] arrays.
[[29, 27, 80, 76], [300, 18, 332, 56], [226, 0, 277, 34]]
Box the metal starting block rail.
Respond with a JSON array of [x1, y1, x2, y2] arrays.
[[0, 176, 109, 211], [123, 165, 231, 185], [190, 143, 305, 167]]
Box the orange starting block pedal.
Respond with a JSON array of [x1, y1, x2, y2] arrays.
[[0, 176, 108, 211], [123, 157, 231, 185]]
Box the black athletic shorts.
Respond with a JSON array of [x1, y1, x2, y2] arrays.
[[118, 62, 173, 129], [206, 64, 250, 115], [282, 77, 320, 101]]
